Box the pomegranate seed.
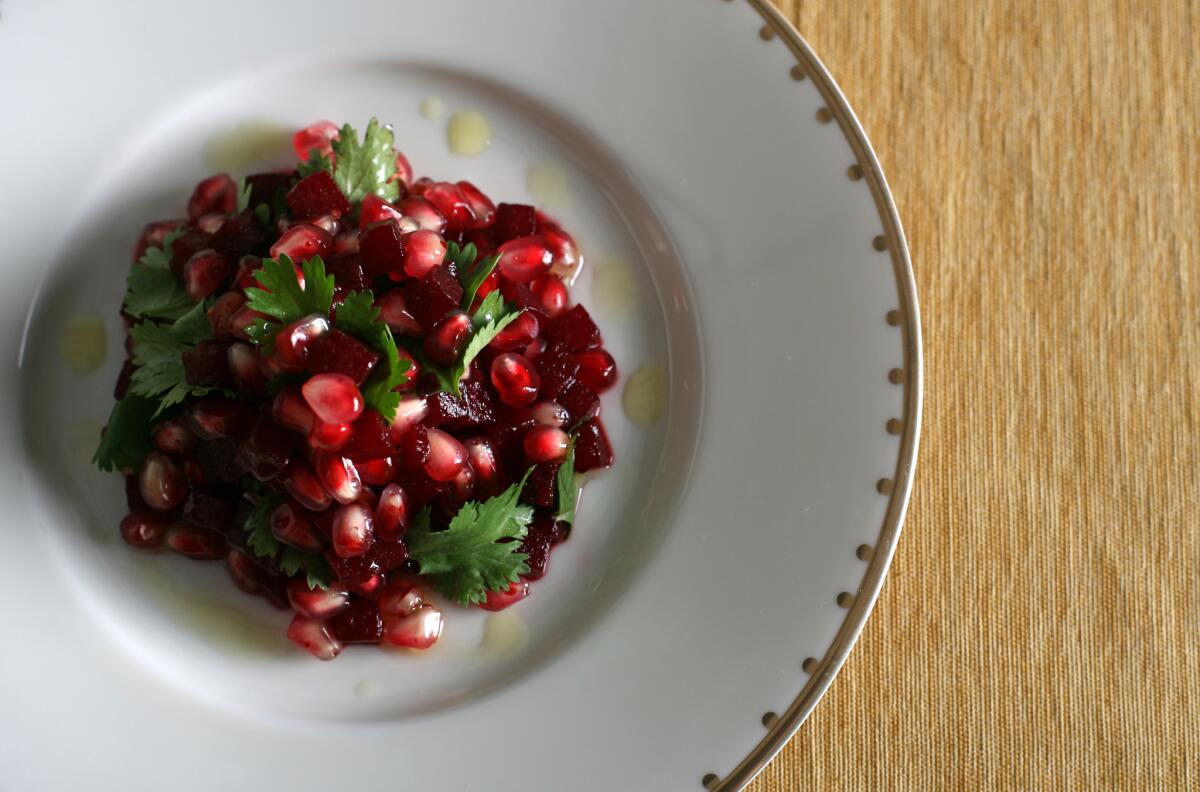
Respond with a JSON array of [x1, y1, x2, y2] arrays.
[[480, 580, 530, 611], [393, 151, 414, 187], [423, 182, 475, 231], [408, 177, 433, 196], [182, 249, 233, 301], [225, 548, 263, 594], [287, 579, 351, 619], [139, 452, 186, 511], [374, 483, 410, 541], [151, 417, 195, 456], [273, 387, 317, 434], [331, 501, 374, 558], [283, 463, 333, 511], [456, 180, 496, 228], [424, 428, 468, 482], [423, 310, 472, 365], [388, 396, 430, 443], [232, 255, 262, 291], [404, 229, 448, 278], [397, 196, 448, 233], [302, 373, 364, 425], [271, 502, 324, 553], [449, 462, 476, 502], [497, 236, 553, 282], [396, 348, 420, 390], [531, 400, 569, 427], [333, 231, 361, 255], [270, 224, 332, 262], [133, 218, 185, 261], [350, 573, 386, 598], [358, 456, 397, 487], [187, 174, 237, 221], [309, 419, 352, 451], [476, 270, 500, 301], [227, 342, 266, 393], [165, 524, 227, 560], [119, 510, 170, 550], [273, 313, 330, 371], [463, 437, 503, 496], [359, 193, 404, 229], [532, 274, 569, 317], [310, 213, 341, 236], [292, 120, 339, 161], [491, 353, 540, 406], [376, 290, 422, 336], [544, 227, 582, 279], [489, 311, 540, 352], [195, 212, 227, 234], [524, 336, 548, 361], [379, 581, 424, 617], [314, 452, 363, 504], [524, 425, 571, 463], [287, 614, 343, 660], [574, 349, 618, 392], [207, 292, 246, 338], [228, 304, 270, 340], [383, 605, 443, 650], [188, 398, 248, 440], [286, 170, 351, 220]]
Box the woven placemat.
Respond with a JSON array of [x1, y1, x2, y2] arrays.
[[749, 1, 1200, 788]]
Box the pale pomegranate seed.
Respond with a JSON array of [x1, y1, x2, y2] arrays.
[[273, 387, 317, 434], [166, 524, 226, 560], [404, 229, 447, 278], [351, 574, 386, 598], [375, 483, 410, 541], [379, 581, 424, 617], [544, 227, 582, 280], [490, 353, 540, 406], [523, 336, 548, 361], [287, 578, 351, 619], [449, 462, 476, 502], [151, 417, 195, 456], [270, 502, 323, 553], [393, 151, 414, 187], [183, 249, 233, 300], [331, 502, 375, 558], [456, 181, 496, 228], [383, 605, 443, 649], [480, 580, 530, 611], [287, 614, 343, 660], [397, 196, 447, 233], [292, 120, 339, 161], [310, 213, 341, 236], [120, 510, 170, 550], [314, 452, 363, 504], [283, 463, 333, 511], [357, 456, 396, 486], [532, 274, 569, 317], [139, 452, 186, 511], [424, 428, 468, 482], [524, 425, 571, 463], [207, 292, 246, 338], [227, 342, 266, 392], [423, 182, 475, 231], [309, 420, 352, 451], [531, 400, 569, 427], [274, 314, 330, 370], [187, 398, 247, 440], [496, 236, 553, 282], [233, 254, 263, 292], [187, 173, 237, 221], [301, 373, 364, 424], [376, 290, 422, 335], [228, 304, 270, 340], [464, 437, 503, 496], [333, 231, 361, 255], [423, 310, 472, 365], [270, 224, 332, 262], [396, 348, 420, 390], [408, 177, 433, 196], [195, 212, 228, 234], [488, 311, 540, 352], [225, 548, 263, 594], [388, 396, 430, 443]]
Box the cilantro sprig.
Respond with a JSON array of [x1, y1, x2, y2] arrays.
[[242, 491, 332, 590], [333, 290, 410, 422], [128, 300, 215, 415], [93, 394, 162, 472], [296, 119, 400, 204], [555, 446, 578, 525], [124, 228, 194, 321]]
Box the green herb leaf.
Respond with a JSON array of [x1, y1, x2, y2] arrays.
[[279, 549, 333, 590], [128, 301, 214, 415], [243, 254, 334, 326], [235, 177, 253, 213], [329, 119, 400, 204], [406, 472, 535, 606], [243, 492, 332, 590], [297, 149, 332, 179], [253, 203, 271, 227], [460, 255, 499, 313], [92, 394, 160, 472], [333, 290, 411, 422], [555, 446, 577, 525], [449, 299, 523, 392], [124, 228, 194, 321]]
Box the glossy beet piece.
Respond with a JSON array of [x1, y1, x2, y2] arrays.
[[182, 341, 233, 389], [360, 220, 406, 279], [492, 203, 537, 243], [519, 515, 556, 580], [187, 174, 237, 221], [210, 213, 265, 258], [306, 329, 380, 385], [574, 419, 613, 472], [369, 538, 410, 573], [331, 599, 383, 644], [340, 410, 394, 462], [425, 381, 496, 430], [324, 549, 381, 587], [193, 438, 243, 484], [558, 379, 600, 424], [544, 304, 601, 351], [244, 171, 294, 208], [404, 264, 463, 329], [169, 228, 212, 276], [181, 489, 235, 534], [287, 170, 351, 219], [535, 345, 581, 399], [241, 412, 295, 480], [521, 463, 559, 508], [484, 405, 537, 471], [325, 253, 368, 292]]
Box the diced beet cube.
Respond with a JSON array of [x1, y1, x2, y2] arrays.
[[182, 340, 233, 389], [125, 474, 148, 510], [544, 304, 601, 352], [425, 392, 467, 428], [425, 381, 495, 430], [574, 419, 613, 472], [558, 380, 599, 424], [399, 424, 430, 471], [492, 203, 537, 243], [194, 438, 243, 483], [499, 281, 548, 319], [457, 380, 496, 426], [360, 221, 406, 279], [522, 463, 558, 508], [325, 550, 381, 586], [464, 228, 496, 258], [307, 329, 379, 384], [182, 489, 236, 533], [404, 264, 463, 330], [286, 170, 351, 220], [341, 410, 393, 462], [370, 539, 409, 572], [485, 405, 537, 471], [244, 171, 294, 208], [240, 411, 295, 480], [326, 253, 368, 292], [114, 358, 135, 399], [331, 599, 383, 643], [536, 345, 581, 400], [519, 515, 556, 580], [170, 228, 212, 276], [393, 468, 447, 511], [209, 212, 265, 257]]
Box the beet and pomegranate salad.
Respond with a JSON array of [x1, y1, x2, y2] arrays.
[[93, 119, 617, 660]]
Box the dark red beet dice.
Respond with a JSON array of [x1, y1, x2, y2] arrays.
[[286, 170, 351, 219], [210, 212, 265, 257], [325, 551, 381, 586], [544, 305, 601, 352], [326, 253, 368, 292], [244, 171, 294, 208], [331, 599, 383, 643], [370, 539, 409, 572], [393, 469, 447, 511], [536, 345, 581, 400], [485, 405, 537, 471], [240, 412, 295, 480], [425, 381, 495, 430], [182, 340, 233, 389], [558, 380, 599, 424], [492, 203, 537, 243], [341, 410, 393, 462], [399, 424, 430, 471], [182, 489, 236, 533], [194, 438, 243, 483], [574, 419, 613, 472], [170, 228, 212, 276], [360, 221, 406, 279], [521, 463, 558, 508], [499, 281, 548, 319], [307, 329, 379, 384], [404, 264, 463, 330], [519, 515, 556, 580]]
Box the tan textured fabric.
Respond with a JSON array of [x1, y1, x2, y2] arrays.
[[748, 1, 1200, 789]]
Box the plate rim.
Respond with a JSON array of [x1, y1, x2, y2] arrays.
[[708, 3, 924, 790]]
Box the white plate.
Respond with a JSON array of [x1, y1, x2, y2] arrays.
[[0, 1, 920, 789]]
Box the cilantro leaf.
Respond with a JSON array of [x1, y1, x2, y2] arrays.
[[333, 290, 411, 422], [329, 119, 400, 204], [555, 446, 577, 525], [128, 301, 214, 415], [242, 492, 331, 590], [92, 394, 160, 472], [235, 177, 253, 213], [243, 254, 334, 325], [279, 549, 333, 590], [461, 256, 500, 313], [297, 149, 332, 179], [406, 473, 534, 606], [253, 203, 272, 227], [124, 228, 194, 321], [450, 297, 523, 391]]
